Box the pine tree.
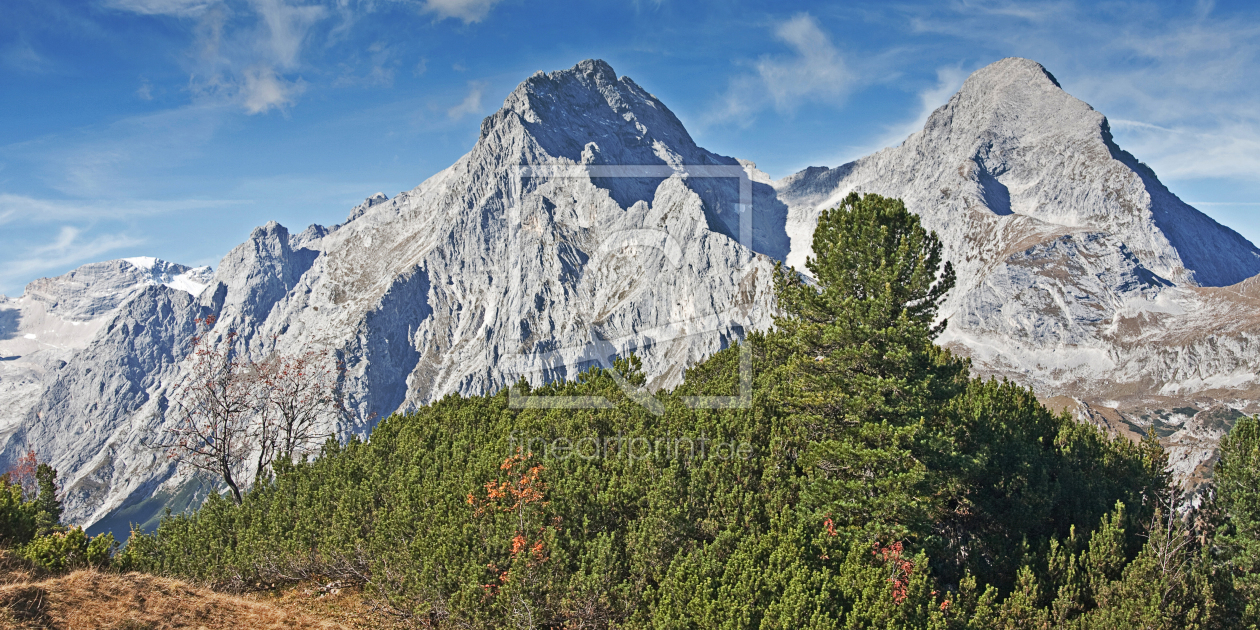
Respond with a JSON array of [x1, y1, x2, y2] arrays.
[[769, 193, 968, 543], [1214, 414, 1260, 626], [34, 463, 62, 536], [770, 192, 963, 432]]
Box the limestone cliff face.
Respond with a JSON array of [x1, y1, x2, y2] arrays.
[[775, 58, 1260, 488], [0, 60, 781, 527], [1, 57, 1256, 527]]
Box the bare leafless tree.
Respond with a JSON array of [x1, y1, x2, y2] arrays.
[[153, 317, 348, 501], [254, 349, 343, 469], [157, 318, 258, 504], [1146, 487, 1195, 608]]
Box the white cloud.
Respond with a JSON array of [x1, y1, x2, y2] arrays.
[[333, 41, 397, 88], [1109, 122, 1260, 181], [2, 40, 54, 74], [249, 0, 327, 70], [758, 14, 852, 111], [709, 13, 855, 126], [101, 0, 212, 16], [241, 65, 304, 114], [109, 0, 329, 115], [447, 81, 485, 120], [1109, 119, 1175, 133], [0, 194, 243, 226], [421, 0, 503, 23], [0, 226, 145, 292]]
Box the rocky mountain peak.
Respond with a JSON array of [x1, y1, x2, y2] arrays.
[[22, 259, 212, 322], [958, 57, 1064, 97], [782, 56, 1260, 289], [494, 59, 712, 169], [343, 192, 390, 225], [467, 58, 788, 258], [922, 56, 1104, 162], [214, 221, 317, 327]]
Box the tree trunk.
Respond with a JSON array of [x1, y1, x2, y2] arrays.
[[222, 468, 243, 504]]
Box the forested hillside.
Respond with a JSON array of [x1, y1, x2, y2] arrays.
[[11, 194, 1257, 629]]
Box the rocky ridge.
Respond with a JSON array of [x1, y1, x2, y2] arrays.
[[0, 57, 1255, 528], [1, 60, 782, 528], [775, 58, 1260, 486]]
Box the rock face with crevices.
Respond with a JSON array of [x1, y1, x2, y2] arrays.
[[0, 259, 213, 446], [1, 57, 1258, 528], [0, 59, 782, 528], [775, 58, 1260, 491]]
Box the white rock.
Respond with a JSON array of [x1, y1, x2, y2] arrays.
[[4, 57, 1258, 528]]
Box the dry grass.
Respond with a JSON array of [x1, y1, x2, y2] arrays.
[[0, 551, 407, 630]]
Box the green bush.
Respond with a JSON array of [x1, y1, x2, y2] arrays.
[[86, 532, 116, 568], [19, 527, 116, 572], [0, 481, 38, 546], [115, 193, 1247, 627], [21, 527, 88, 572]]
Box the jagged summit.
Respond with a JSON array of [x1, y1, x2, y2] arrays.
[[780, 56, 1260, 289], [920, 57, 1104, 155], [775, 58, 1260, 483], [480, 59, 790, 258], [21, 258, 212, 321], [497, 59, 713, 169], [4, 57, 1260, 533]]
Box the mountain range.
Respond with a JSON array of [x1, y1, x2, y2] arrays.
[[0, 57, 1256, 532]]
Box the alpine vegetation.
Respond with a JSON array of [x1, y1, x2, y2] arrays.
[[1, 58, 1258, 534], [0, 55, 1258, 629], [113, 193, 1260, 628]]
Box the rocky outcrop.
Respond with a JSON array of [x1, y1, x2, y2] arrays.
[[1, 59, 783, 527], [2, 57, 1258, 528], [775, 58, 1260, 489], [0, 259, 214, 453]]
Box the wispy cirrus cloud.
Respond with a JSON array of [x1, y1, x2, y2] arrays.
[[97, 0, 510, 115], [102, 0, 328, 115], [0, 194, 243, 227], [0, 226, 146, 294], [334, 41, 399, 88], [0, 192, 246, 294], [421, 0, 504, 23], [100, 0, 213, 16], [708, 13, 856, 127], [446, 80, 486, 120], [240, 64, 306, 114], [1, 102, 229, 198], [1, 39, 55, 74]]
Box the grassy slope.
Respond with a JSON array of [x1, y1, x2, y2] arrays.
[[0, 551, 399, 629]]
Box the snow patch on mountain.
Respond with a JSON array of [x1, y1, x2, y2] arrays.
[[0, 258, 214, 464]]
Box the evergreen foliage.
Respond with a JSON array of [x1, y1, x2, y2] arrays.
[[1215, 413, 1260, 626], [114, 193, 1253, 628], [0, 456, 117, 573], [34, 463, 62, 536]]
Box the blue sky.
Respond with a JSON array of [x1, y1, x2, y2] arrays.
[[1, 0, 1258, 295]]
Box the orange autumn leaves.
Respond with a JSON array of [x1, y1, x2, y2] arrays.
[[467, 454, 554, 597], [468, 454, 548, 520], [821, 516, 950, 611]]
